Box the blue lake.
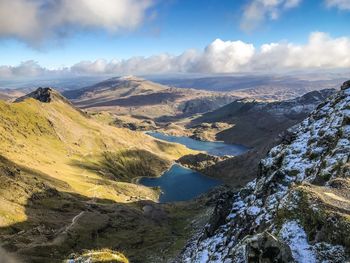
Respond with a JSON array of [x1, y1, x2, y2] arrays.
[[139, 164, 222, 203], [146, 131, 248, 156]]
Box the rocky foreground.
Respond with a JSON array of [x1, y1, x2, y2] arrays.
[[179, 81, 350, 262]]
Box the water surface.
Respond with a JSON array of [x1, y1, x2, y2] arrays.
[[139, 164, 221, 203], [147, 131, 248, 156]]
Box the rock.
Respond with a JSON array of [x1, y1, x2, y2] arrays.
[[15, 87, 59, 103], [202, 191, 234, 238], [244, 231, 293, 263], [14, 87, 87, 115], [340, 80, 350, 90], [142, 205, 153, 214], [178, 153, 228, 171]]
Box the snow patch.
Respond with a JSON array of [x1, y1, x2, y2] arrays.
[[280, 220, 317, 263]]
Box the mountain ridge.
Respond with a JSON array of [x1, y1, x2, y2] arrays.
[[62, 76, 237, 120], [180, 81, 350, 262], [177, 88, 336, 188]]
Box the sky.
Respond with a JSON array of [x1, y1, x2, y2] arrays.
[[0, 0, 350, 79]]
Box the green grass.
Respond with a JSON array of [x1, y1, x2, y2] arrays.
[[0, 95, 202, 263]]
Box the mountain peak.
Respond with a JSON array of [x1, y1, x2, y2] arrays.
[[119, 75, 144, 81], [15, 87, 69, 103]]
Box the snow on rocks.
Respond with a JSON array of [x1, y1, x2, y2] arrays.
[[280, 220, 317, 263], [180, 82, 350, 263]]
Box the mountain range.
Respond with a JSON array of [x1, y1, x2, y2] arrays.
[[0, 77, 348, 262]]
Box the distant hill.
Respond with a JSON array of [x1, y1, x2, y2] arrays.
[[155, 74, 345, 100], [190, 88, 336, 148], [0, 88, 27, 101], [63, 76, 236, 120]]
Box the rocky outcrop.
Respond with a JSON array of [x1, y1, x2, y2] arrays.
[[180, 82, 350, 262], [15, 87, 87, 116], [15, 87, 69, 103], [177, 153, 229, 172]]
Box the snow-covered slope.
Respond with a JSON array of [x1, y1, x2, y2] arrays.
[[180, 81, 350, 263]]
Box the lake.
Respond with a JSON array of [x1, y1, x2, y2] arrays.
[[138, 164, 222, 203], [139, 131, 248, 203], [146, 131, 248, 156]]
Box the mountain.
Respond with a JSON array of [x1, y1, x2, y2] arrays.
[[0, 88, 205, 262], [63, 76, 236, 120], [15, 87, 74, 104], [180, 81, 350, 262], [155, 74, 346, 101], [63, 76, 168, 101], [180, 89, 336, 187], [190, 89, 336, 148], [0, 88, 27, 101]]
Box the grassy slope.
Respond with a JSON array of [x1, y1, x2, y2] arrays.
[[0, 97, 202, 262], [0, 98, 194, 207], [0, 155, 209, 263]]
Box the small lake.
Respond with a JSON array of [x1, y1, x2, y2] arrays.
[[146, 131, 248, 156], [139, 164, 221, 203]]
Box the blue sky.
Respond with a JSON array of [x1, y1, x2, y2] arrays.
[[0, 0, 349, 77]]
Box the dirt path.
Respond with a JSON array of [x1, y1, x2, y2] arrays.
[[63, 211, 85, 233], [49, 211, 85, 246]]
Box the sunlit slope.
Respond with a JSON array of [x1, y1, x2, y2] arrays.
[[0, 90, 194, 224]]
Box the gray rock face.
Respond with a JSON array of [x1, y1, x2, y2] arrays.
[[14, 87, 87, 116], [243, 231, 294, 263], [341, 80, 350, 90], [15, 87, 68, 103], [180, 81, 350, 263]]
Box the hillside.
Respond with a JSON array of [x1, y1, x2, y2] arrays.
[[63, 76, 236, 120], [190, 89, 335, 148], [0, 88, 208, 262], [179, 89, 335, 187], [180, 81, 350, 262]]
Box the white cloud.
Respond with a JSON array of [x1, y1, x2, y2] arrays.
[[0, 0, 154, 44], [0, 0, 41, 40], [253, 32, 350, 69], [191, 39, 255, 73], [325, 0, 350, 10], [240, 0, 302, 31], [1, 32, 350, 78], [0, 61, 47, 78], [0, 61, 69, 78]]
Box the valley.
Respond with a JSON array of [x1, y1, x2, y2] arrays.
[[1, 2, 349, 262], [0, 86, 212, 262], [0, 77, 348, 263]]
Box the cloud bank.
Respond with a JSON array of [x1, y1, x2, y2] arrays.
[[0, 0, 154, 44], [1, 32, 350, 78]]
